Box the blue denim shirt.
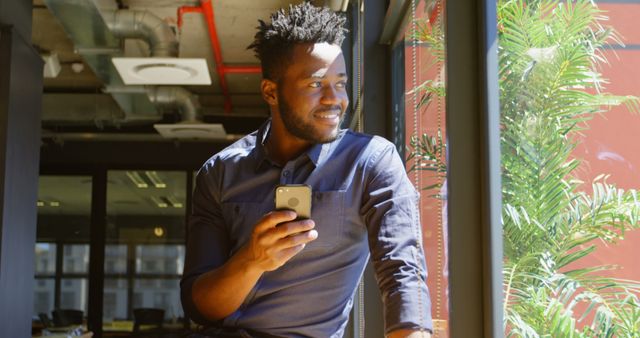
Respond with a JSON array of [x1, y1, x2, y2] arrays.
[[181, 120, 432, 337]]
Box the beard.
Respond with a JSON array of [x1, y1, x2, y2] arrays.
[[277, 89, 344, 144]]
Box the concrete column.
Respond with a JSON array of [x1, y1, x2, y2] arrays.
[[0, 0, 44, 336]]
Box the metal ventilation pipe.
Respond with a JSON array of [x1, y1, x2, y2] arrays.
[[104, 10, 178, 57], [146, 86, 202, 122]]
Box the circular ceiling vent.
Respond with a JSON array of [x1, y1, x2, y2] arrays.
[[133, 63, 197, 82], [112, 57, 212, 85], [154, 123, 227, 140]]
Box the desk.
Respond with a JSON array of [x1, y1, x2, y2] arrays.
[[102, 321, 185, 337], [33, 333, 92, 338]]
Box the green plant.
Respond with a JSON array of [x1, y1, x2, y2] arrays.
[[408, 0, 640, 336]]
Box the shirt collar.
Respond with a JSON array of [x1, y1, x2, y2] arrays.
[[253, 119, 345, 171], [253, 119, 272, 171]]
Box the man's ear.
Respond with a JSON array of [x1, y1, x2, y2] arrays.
[[261, 79, 278, 106]]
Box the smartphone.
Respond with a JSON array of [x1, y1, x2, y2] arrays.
[[274, 184, 312, 219]]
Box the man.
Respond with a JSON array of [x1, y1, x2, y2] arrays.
[[181, 2, 433, 337]]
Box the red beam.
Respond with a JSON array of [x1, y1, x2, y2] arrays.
[[177, 6, 202, 29], [200, 0, 232, 112], [222, 66, 262, 74], [177, 1, 263, 113]]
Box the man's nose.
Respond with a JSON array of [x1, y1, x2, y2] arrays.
[[320, 85, 342, 105]]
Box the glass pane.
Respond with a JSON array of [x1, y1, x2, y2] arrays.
[[33, 278, 55, 317], [103, 278, 128, 321], [34, 243, 56, 275], [105, 170, 186, 321], [135, 245, 185, 274], [133, 279, 183, 320], [498, 1, 640, 336], [33, 175, 91, 321], [36, 176, 92, 241], [60, 278, 88, 313], [62, 244, 89, 273], [400, 0, 449, 336], [105, 244, 127, 274]]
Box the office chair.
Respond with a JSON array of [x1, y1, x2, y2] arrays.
[[132, 308, 165, 337], [51, 309, 84, 327], [38, 313, 53, 329]]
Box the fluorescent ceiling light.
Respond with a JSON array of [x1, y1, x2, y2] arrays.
[[126, 171, 148, 188], [50, 201, 60, 207], [144, 171, 166, 188], [166, 196, 183, 208], [112, 57, 211, 85], [37, 200, 45, 207], [150, 196, 168, 208]]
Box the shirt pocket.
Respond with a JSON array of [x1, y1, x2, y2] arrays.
[[220, 200, 272, 254], [306, 190, 346, 251]]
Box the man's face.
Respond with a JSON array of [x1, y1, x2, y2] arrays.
[[275, 42, 349, 144]]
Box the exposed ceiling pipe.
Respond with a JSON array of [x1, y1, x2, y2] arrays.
[[177, 1, 262, 114], [42, 0, 161, 123], [102, 10, 203, 124], [145, 86, 202, 123], [104, 9, 178, 57], [325, 0, 350, 12]]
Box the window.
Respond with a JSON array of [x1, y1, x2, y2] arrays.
[[105, 244, 127, 274], [498, 1, 640, 336], [62, 244, 89, 273], [395, 0, 450, 335], [105, 171, 187, 321], [33, 176, 92, 318], [136, 245, 185, 275], [134, 279, 182, 320], [35, 243, 56, 275], [103, 279, 128, 320], [33, 281, 54, 316]]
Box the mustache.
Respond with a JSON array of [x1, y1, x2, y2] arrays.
[[313, 105, 343, 114]]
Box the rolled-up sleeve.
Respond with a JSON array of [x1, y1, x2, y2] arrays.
[[361, 142, 433, 334], [180, 162, 229, 325]]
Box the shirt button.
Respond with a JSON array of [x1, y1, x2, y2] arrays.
[[282, 170, 290, 177]]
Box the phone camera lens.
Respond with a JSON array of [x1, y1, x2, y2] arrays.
[[288, 197, 299, 207]]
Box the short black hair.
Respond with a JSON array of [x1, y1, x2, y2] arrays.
[[248, 1, 347, 81]]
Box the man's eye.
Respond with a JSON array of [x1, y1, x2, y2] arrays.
[[336, 81, 347, 89], [309, 82, 321, 88]]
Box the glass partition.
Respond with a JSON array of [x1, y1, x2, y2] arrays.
[[104, 170, 186, 324], [34, 175, 92, 322]]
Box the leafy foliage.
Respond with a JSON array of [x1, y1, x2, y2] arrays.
[[408, 0, 640, 336]]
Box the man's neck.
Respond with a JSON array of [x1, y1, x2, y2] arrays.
[[265, 135, 312, 166]]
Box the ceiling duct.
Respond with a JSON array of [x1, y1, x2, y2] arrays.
[[42, 0, 160, 122], [104, 9, 178, 57], [146, 86, 228, 140], [146, 86, 201, 122], [42, 0, 211, 134], [104, 9, 210, 85]]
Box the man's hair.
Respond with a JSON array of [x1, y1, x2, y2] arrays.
[[248, 1, 347, 81]]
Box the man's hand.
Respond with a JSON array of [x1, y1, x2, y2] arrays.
[[387, 329, 432, 338], [192, 210, 317, 321], [242, 210, 318, 272]]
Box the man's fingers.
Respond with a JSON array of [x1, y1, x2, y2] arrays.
[[276, 229, 318, 250], [279, 243, 307, 261], [276, 219, 315, 238], [254, 210, 297, 233]]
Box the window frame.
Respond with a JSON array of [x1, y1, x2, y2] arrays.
[[376, 0, 503, 337]]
